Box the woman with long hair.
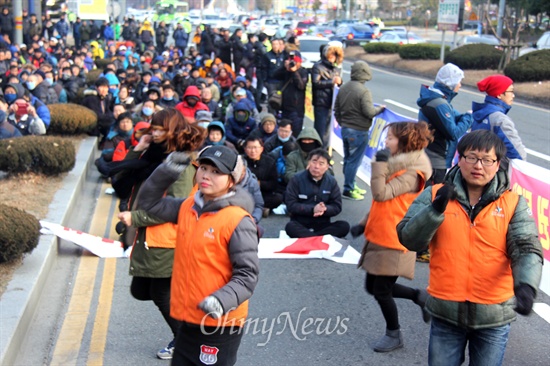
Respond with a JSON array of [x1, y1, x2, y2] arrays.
[[352, 121, 433, 352], [137, 145, 259, 365], [118, 108, 206, 360]]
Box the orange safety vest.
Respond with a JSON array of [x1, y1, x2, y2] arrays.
[[428, 184, 519, 304], [170, 197, 251, 327], [365, 169, 425, 251]]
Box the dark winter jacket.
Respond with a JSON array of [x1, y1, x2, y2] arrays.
[[285, 169, 342, 228], [173, 28, 188, 48], [238, 168, 264, 224], [417, 82, 473, 169], [81, 88, 115, 129], [273, 65, 308, 116], [311, 57, 341, 107], [216, 37, 232, 65], [224, 100, 257, 145], [55, 19, 69, 37], [264, 133, 296, 154], [244, 153, 278, 196], [262, 50, 285, 83], [471, 96, 526, 160], [334, 60, 383, 132]]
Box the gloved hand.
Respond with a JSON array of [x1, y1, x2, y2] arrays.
[[198, 296, 224, 319], [165, 151, 191, 173], [514, 284, 536, 316], [375, 148, 391, 162], [350, 224, 365, 238], [432, 184, 457, 213]]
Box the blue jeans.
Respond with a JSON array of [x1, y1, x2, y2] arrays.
[[341, 127, 369, 192], [429, 317, 510, 366], [314, 106, 331, 149]]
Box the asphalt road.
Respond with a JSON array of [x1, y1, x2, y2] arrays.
[[14, 64, 550, 365]]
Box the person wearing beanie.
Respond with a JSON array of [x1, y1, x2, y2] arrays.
[[83, 76, 115, 147], [312, 41, 343, 148], [137, 145, 259, 365], [415, 63, 473, 263], [248, 113, 278, 142], [264, 118, 296, 154], [471, 75, 526, 160], [417, 63, 473, 186]]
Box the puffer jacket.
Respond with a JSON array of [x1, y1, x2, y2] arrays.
[[284, 127, 322, 183], [397, 165, 543, 329], [238, 168, 264, 224], [137, 161, 259, 325], [130, 161, 197, 278], [416, 83, 473, 169], [285, 168, 342, 228], [334, 61, 383, 131], [471, 96, 526, 160], [273, 65, 308, 116], [174, 85, 209, 120], [225, 100, 257, 146], [311, 57, 341, 107], [244, 153, 278, 197]]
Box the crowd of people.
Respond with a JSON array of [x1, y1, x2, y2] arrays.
[[0, 10, 543, 366]]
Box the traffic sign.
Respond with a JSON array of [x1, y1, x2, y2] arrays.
[[437, 0, 461, 32]]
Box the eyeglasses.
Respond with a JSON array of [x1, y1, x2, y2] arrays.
[[461, 155, 497, 167], [503, 90, 514, 95], [245, 146, 262, 150]]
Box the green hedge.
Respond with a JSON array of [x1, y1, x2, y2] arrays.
[[399, 44, 448, 60], [444, 44, 503, 70], [364, 42, 399, 54], [504, 49, 550, 82], [48, 104, 97, 135], [0, 204, 41, 263], [0, 136, 76, 175]]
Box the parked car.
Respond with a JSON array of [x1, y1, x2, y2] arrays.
[[455, 35, 500, 48], [519, 31, 550, 56], [377, 31, 426, 45], [306, 25, 336, 38], [462, 20, 481, 31], [260, 18, 279, 37], [296, 35, 330, 69], [293, 20, 316, 36], [331, 23, 376, 47]]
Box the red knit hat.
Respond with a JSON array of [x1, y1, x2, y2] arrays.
[[477, 75, 513, 97]]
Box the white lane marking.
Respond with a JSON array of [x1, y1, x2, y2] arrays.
[[384, 99, 418, 114], [533, 303, 550, 324], [526, 148, 550, 162], [383, 100, 550, 162]]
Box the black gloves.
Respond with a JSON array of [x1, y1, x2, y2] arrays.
[[432, 184, 457, 213], [514, 284, 536, 316], [375, 148, 391, 162], [350, 224, 365, 238]]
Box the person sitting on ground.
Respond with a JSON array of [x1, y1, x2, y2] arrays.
[[158, 84, 178, 108], [101, 112, 134, 162], [248, 113, 278, 143], [242, 136, 282, 217], [7, 96, 46, 135], [224, 87, 260, 123], [284, 148, 349, 238], [225, 99, 257, 153], [284, 126, 323, 183], [0, 95, 21, 139], [264, 118, 296, 154], [202, 120, 237, 152], [132, 99, 157, 124], [195, 110, 213, 129], [175, 85, 209, 123]]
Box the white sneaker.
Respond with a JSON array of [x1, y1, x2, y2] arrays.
[[272, 204, 287, 215]]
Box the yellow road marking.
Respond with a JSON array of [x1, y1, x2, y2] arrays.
[[87, 258, 117, 366], [51, 182, 117, 366]]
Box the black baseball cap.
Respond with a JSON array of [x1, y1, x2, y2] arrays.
[[197, 145, 237, 175]]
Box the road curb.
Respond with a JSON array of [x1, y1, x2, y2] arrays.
[[0, 136, 97, 366]]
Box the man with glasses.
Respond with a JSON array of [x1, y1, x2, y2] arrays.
[[471, 75, 527, 161], [397, 130, 543, 366]]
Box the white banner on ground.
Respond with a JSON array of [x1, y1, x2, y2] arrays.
[[259, 235, 361, 264], [40, 221, 125, 258]]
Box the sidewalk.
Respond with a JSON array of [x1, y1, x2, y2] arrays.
[[0, 137, 97, 366]]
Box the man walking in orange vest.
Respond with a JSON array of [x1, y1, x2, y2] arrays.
[[397, 130, 543, 366]]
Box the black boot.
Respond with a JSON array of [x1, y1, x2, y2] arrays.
[[414, 289, 432, 323]]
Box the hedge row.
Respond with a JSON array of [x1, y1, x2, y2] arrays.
[[48, 103, 98, 135], [445, 44, 503, 70], [0, 136, 76, 175], [399, 44, 449, 60], [0, 204, 41, 263], [364, 42, 399, 54], [505, 49, 550, 82]]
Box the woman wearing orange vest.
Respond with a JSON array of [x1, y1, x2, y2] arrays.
[[397, 130, 543, 366], [118, 109, 206, 360], [138, 145, 259, 366], [352, 121, 433, 352]]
